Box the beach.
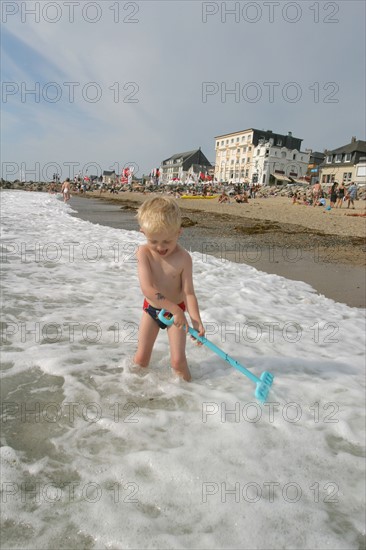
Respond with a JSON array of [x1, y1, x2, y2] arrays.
[[70, 192, 366, 308]]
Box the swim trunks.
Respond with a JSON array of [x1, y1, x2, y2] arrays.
[[143, 299, 186, 329]]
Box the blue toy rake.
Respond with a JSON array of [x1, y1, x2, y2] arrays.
[[158, 309, 274, 403]]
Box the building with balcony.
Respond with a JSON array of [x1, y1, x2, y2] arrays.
[[214, 128, 304, 184], [319, 137, 366, 185], [160, 148, 212, 183], [252, 141, 310, 186]]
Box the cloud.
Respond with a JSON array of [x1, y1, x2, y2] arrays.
[[1, 0, 365, 178]]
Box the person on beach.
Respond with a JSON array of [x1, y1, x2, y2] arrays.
[[302, 193, 309, 205], [234, 192, 248, 204], [330, 182, 338, 208], [292, 192, 301, 204], [314, 195, 326, 207], [346, 182, 357, 209], [336, 182, 346, 208], [312, 181, 322, 207], [218, 191, 230, 204], [61, 178, 71, 202], [133, 196, 205, 381]]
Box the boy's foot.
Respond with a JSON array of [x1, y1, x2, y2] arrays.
[[172, 365, 191, 382]]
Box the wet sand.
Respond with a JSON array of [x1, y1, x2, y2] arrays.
[[69, 193, 366, 308]]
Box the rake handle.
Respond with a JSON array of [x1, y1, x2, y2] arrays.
[[158, 309, 261, 384]]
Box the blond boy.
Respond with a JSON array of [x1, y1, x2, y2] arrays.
[[133, 196, 205, 381]]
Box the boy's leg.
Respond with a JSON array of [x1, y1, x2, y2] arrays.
[[133, 312, 160, 368], [167, 325, 191, 381]]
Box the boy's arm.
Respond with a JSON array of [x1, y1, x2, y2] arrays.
[[181, 253, 205, 336], [136, 246, 187, 323]]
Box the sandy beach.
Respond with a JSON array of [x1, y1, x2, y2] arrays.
[[70, 192, 366, 308], [85, 190, 366, 235]]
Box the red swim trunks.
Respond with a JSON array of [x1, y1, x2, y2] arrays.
[[143, 299, 186, 329]]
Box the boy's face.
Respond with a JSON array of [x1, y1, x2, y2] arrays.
[[142, 228, 181, 258]]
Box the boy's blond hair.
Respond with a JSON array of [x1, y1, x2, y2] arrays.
[[137, 196, 181, 234]]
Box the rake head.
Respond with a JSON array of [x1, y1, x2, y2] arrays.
[[254, 371, 274, 403]]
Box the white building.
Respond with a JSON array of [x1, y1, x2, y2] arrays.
[[253, 140, 310, 186], [214, 128, 306, 184]]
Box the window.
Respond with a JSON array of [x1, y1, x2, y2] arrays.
[[293, 154, 296, 160], [326, 155, 332, 163], [256, 150, 260, 156], [277, 140, 282, 146], [216, 142, 219, 147], [242, 136, 246, 141], [248, 146, 252, 151], [236, 137, 240, 142], [221, 141, 224, 146], [281, 151, 286, 159], [335, 154, 342, 163], [231, 138, 234, 143], [344, 153, 351, 162], [226, 140, 229, 145], [231, 160, 234, 164], [265, 149, 269, 157], [237, 148, 240, 153]]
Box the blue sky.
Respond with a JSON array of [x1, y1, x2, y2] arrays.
[[1, 0, 365, 180]]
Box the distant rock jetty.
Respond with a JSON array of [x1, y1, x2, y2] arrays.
[[0, 180, 52, 192]]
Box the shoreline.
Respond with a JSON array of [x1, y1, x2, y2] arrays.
[[68, 193, 366, 308]]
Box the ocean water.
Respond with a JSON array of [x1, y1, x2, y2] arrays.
[[1, 190, 365, 550]]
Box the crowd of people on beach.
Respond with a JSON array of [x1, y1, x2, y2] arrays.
[[47, 176, 363, 213], [291, 181, 358, 209]]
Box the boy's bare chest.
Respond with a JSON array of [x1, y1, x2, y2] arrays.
[[150, 259, 181, 281]]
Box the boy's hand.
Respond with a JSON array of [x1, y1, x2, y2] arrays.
[[190, 321, 205, 346], [172, 309, 188, 331]]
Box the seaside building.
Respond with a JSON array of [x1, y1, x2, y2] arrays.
[[102, 170, 117, 184], [354, 157, 366, 185], [160, 148, 212, 184], [319, 137, 366, 185], [252, 139, 310, 186], [305, 150, 326, 185], [214, 128, 305, 184]]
